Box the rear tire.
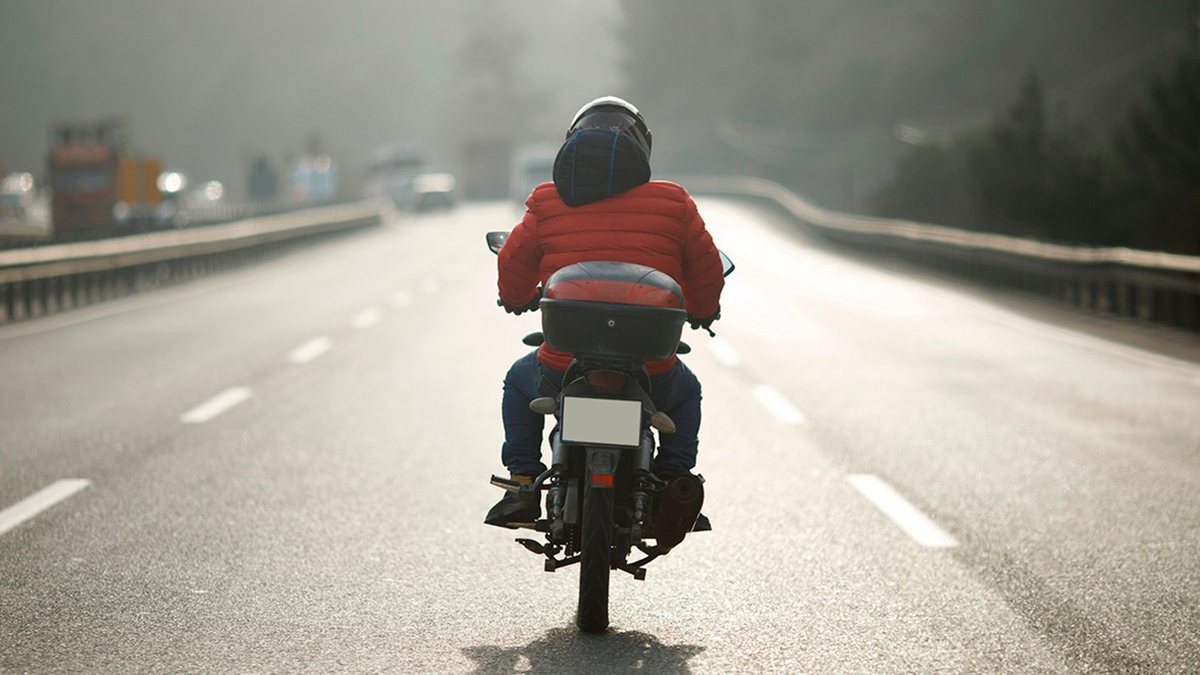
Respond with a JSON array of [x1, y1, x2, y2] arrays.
[[576, 481, 614, 632]]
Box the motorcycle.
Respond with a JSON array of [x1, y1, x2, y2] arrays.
[[486, 231, 734, 632]]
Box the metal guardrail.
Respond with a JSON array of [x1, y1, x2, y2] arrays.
[[0, 200, 386, 325], [685, 176, 1200, 333]]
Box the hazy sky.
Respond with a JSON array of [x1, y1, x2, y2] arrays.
[[3, 0, 1189, 208], [0, 0, 620, 199]]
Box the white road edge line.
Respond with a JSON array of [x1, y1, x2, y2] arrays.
[[181, 387, 252, 424], [0, 479, 92, 536], [753, 385, 807, 425], [847, 474, 959, 548], [708, 336, 742, 367], [351, 307, 383, 329], [288, 336, 333, 364]]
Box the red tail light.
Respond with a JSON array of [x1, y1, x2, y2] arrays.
[[586, 371, 627, 393], [590, 473, 614, 488]]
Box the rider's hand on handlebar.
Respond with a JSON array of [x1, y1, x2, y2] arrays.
[[687, 309, 720, 337], [499, 287, 543, 315]]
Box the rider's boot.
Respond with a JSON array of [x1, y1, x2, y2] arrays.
[[485, 475, 541, 529]]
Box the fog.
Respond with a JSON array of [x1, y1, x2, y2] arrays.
[[0, 0, 619, 200], [0, 0, 1192, 208]]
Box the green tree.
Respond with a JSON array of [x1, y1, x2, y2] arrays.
[[871, 140, 978, 228], [1112, 55, 1200, 253], [968, 70, 1111, 242]]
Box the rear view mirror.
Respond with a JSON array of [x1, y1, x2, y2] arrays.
[[486, 231, 509, 254]]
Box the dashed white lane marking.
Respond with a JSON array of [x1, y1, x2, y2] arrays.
[[708, 336, 742, 367], [181, 387, 252, 424], [288, 336, 332, 364], [0, 479, 91, 536], [753, 385, 807, 425], [390, 290, 413, 307], [351, 307, 383, 329], [847, 474, 959, 548]]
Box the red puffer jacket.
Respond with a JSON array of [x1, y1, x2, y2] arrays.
[[498, 180, 724, 374]]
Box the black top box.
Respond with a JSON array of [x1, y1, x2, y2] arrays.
[[539, 261, 687, 361]]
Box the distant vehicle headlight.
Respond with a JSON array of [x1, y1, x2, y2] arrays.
[[203, 180, 224, 201], [157, 171, 187, 194], [113, 201, 131, 222]]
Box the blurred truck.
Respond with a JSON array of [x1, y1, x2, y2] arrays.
[[47, 119, 165, 239], [510, 145, 558, 205], [363, 145, 424, 208], [459, 140, 512, 200]]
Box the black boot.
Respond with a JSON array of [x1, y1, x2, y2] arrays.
[[485, 478, 541, 529]]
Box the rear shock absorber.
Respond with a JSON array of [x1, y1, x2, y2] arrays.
[[630, 433, 655, 539], [547, 430, 567, 542]]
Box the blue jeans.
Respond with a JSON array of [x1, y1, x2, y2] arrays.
[[500, 350, 703, 477]]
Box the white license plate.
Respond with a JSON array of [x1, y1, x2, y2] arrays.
[[560, 397, 642, 447]]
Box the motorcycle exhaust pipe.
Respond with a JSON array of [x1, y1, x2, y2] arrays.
[[654, 474, 705, 551], [634, 435, 653, 475]]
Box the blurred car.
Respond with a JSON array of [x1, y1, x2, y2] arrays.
[[407, 172, 458, 212], [0, 172, 36, 219]]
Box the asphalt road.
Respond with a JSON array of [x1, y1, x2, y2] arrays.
[[2, 199, 1198, 674]]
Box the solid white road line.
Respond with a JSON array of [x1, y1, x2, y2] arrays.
[[708, 336, 742, 367], [288, 336, 332, 364], [847, 474, 959, 548], [753, 385, 807, 425], [0, 479, 91, 536], [181, 387, 252, 424], [351, 307, 383, 329]]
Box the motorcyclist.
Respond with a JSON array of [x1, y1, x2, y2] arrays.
[[486, 96, 725, 528]]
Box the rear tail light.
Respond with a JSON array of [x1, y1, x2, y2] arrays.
[[586, 371, 627, 393]]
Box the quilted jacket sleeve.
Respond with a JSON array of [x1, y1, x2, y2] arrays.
[[497, 202, 543, 307], [679, 192, 724, 318]]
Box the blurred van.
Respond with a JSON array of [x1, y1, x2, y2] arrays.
[[0, 172, 36, 220], [509, 146, 557, 205]]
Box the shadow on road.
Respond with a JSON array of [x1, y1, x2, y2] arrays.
[[463, 627, 704, 674]]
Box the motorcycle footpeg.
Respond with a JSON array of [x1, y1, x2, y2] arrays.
[[616, 563, 648, 581], [489, 475, 522, 492], [516, 538, 548, 555], [490, 475, 539, 494]]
